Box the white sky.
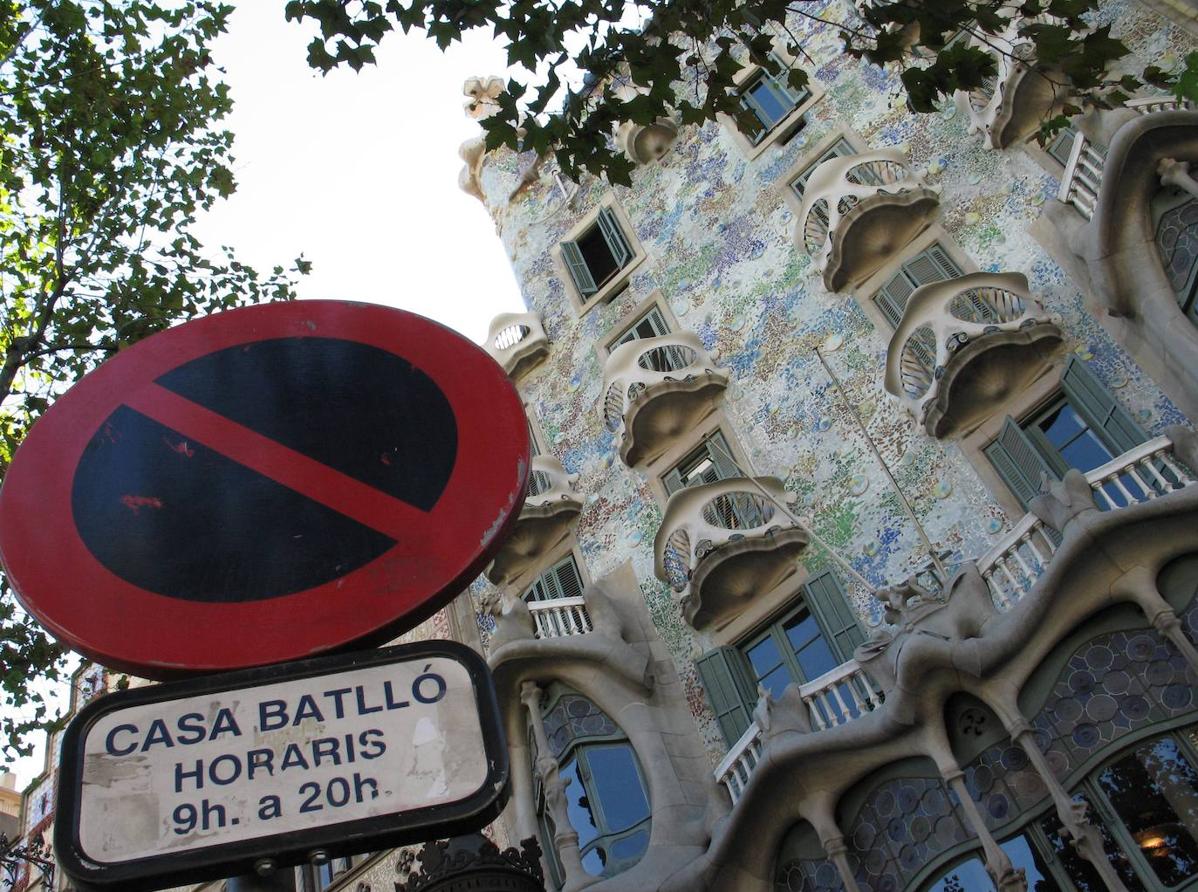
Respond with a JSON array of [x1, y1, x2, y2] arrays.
[[193, 4, 524, 342], [4, 5, 522, 789]]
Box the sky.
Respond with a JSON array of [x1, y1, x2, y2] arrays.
[[192, 4, 525, 343], [4, 4, 524, 789]]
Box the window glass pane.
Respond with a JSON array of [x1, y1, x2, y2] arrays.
[[1034, 403, 1114, 473], [578, 224, 620, 288], [561, 757, 600, 848], [1040, 800, 1147, 892], [585, 744, 651, 832], [1001, 832, 1060, 891], [745, 635, 785, 680], [581, 845, 607, 876], [924, 854, 990, 892], [783, 613, 838, 680], [1096, 736, 1198, 887], [747, 77, 790, 127], [610, 827, 651, 861]]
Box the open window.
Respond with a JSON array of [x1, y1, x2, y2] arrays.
[[558, 202, 643, 311], [723, 51, 821, 159], [523, 553, 585, 604]]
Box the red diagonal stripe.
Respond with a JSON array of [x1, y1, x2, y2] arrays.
[[124, 383, 426, 541]]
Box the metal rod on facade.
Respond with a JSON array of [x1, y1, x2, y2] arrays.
[[813, 347, 948, 581], [702, 436, 877, 593]]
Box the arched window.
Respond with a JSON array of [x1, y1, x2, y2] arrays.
[[1153, 188, 1198, 326], [531, 686, 651, 885]]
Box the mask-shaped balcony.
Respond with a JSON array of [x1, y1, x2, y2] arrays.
[[485, 456, 582, 586], [798, 151, 940, 292], [483, 312, 549, 379], [883, 272, 1063, 438], [602, 332, 729, 467], [617, 117, 679, 165], [963, 28, 1066, 149], [653, 476, 810, 629]]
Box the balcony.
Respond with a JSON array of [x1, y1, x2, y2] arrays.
[[653, 476, 809, 629], [527, 596, 594, 639], [483, 312, 549, 379], [963, 27, 1067, 149], [617, 117, 679, 165], [979, 435, 1196, 605], [798, 150, 940, 292], [715, 659, 882, 803], [883, 271, 1063, 437], [602, 332, 729, 467], [485, 456, 582, 586]]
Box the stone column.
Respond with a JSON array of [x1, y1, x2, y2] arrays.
[[939, 767, 1026, 892], [1118, 564, 1198, 677], [1159, 158, 1198, 200], [1006, 719, 1130, 892], [520, 681, 595, 892]]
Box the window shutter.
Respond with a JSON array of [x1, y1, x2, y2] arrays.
[[708, 432, 742, 482], [597, 208, 632, 270], [553, 556, 585, 600], [695, 647, 758, 747], [527, 418, 541, 457], [523, 574, 550, 603], [561, 240, 598, 298], [663, 467, 686, 496], [874, 275, 914, 329], [803, 570, 865, 663], [1059, 356, 1148, 455], [985, 416, 1057, 509], [904, 245, 962, 288], [643, 306, 670, 337]]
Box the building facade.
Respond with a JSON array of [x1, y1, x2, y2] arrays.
[[6, 1, 1198, 891]]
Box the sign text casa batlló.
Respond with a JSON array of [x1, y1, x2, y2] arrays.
[[55, 642, 508, 891]]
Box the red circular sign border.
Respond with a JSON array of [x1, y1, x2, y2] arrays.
[[0, 301, 529, 677]]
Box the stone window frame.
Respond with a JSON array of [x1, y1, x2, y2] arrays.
[[719, 43, 825, 161], [524, 403, 549, 458], [780, 127, 871, 216], [597, 289, 682, 359], [553, 196, 647, 317], [643, 413, 756, 510], [850, 225, 978, 337]]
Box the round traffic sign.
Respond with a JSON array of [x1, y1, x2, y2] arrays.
[[0, 301, 529, 677]]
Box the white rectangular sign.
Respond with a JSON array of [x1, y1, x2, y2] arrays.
[[55, 643, 508, 890]]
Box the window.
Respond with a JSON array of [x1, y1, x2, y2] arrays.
[[662, 431, 740, 496], [1046, 126, 1079, 166], [736, 54, 812, 146], [611, 305, 671, 347], [1153, 190, 1198, 326], [296, 857, 355, 892], [523, 554, 584, 603], [984, 356, 1149, 509], [924, 829, 1063, 892], [695, 571, 866, 745], [561, 206, 635, 304], [532, 687, 651, 884], [790, 137, 856, 200], [873, 242, 965, 329], [526, 413, 542, 458]]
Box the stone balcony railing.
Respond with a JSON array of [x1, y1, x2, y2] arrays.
[[485, 456, 582, 586], [798, 150, 940, 292], [527, 596, 594, 639], [602, 332, 729, 467], [484, 312, 549, 379], [715, 659, 882, 803], [979, 435, 1196, 606], [653, 477, 809, 629], [883, 271, 1063, 437]]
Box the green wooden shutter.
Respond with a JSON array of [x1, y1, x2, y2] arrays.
[[874, 273, 915, 329], [985, 416, 1057, 509], [597, 208, 632, 270], [695, 647, 758, 747], [803, 570, 865, 663], [523, 573, 550, 603], [1060, 356, 1149, 455], [553, 556, 584, 600], [904, 244, 962, 287], [708, 432, 742, 481], [561, 240, 598, 297], [527, 417, 541, 457], [662, 467, 686, 496]]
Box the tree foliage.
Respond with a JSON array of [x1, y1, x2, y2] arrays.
[[286, 0, 1197, 184], [0, 0, 308, 760]]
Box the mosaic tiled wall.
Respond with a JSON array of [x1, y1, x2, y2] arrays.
[[467, 0, 1194, 763]]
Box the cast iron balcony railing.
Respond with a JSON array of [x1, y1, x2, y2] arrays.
[[485, 456, 582, 586], [978, 436, 1196, 606], [653, 476, 809, 629], [602, 332, 729, 467], [798, 150, 940, 292], [484, 312, 549, 379], [883, 271, 1063, 437]]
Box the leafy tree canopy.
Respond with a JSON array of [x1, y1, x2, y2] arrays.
[[1, 0, 308, 760], [286, 0, 1198, 184]]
